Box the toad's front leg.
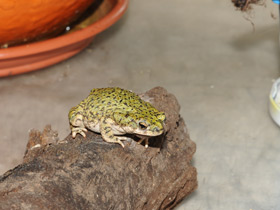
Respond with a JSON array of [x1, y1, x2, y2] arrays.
[[100, 117, 127, 148], [137, 137, 149, 148]]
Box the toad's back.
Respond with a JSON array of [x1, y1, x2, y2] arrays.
[[84, 87, 155, 116]]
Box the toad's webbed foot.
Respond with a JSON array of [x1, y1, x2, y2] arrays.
[[71, 126, 87, 138]]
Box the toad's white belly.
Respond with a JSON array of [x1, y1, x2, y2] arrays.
[[85, 120, 126, 135]]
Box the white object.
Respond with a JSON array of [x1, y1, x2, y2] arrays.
[[269, 78, 280, 126]]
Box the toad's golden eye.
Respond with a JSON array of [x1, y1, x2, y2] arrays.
[[139, 122, 148, 130]]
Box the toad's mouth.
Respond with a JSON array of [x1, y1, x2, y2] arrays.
[[114, 124, 165, 137], [133, 129, 164, 137]]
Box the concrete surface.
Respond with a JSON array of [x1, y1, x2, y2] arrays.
[[0, 0, 280, 209]]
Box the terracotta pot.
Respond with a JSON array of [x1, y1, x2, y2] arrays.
[[0, 0, 97, 47], [0, 0, 128, 77]]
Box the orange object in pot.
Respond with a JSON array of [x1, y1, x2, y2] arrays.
[[0, 0, 97, 47]]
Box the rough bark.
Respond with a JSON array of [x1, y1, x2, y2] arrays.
[[0, 87, 197, 210]]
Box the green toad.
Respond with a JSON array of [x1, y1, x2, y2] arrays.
[[68, 87, 166, 147]]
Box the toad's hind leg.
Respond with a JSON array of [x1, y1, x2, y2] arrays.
[[69, 108, 87, 138], [100, 117, 126, 148]]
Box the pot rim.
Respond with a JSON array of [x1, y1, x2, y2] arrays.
[[0, 0, 128, 59]]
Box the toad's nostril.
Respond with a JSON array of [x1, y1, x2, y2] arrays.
[[155, 127, 160, 132]]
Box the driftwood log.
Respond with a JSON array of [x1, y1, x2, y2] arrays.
[[0, 87, 197, 210]]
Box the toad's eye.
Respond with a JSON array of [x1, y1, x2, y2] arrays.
[[139, 122, 148, 130]]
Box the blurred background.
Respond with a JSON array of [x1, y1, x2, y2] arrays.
[[0, 0, 280, 209]]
